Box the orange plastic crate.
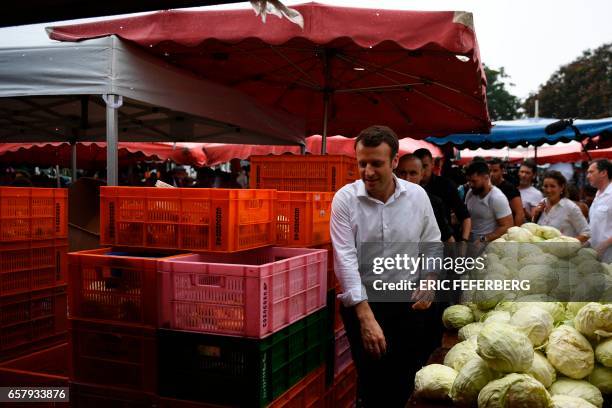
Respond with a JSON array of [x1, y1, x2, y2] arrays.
[[325, 362, 357, 408], [69, 318, 157, 392], [70, 382, 158, 408], [0, 187, 68, 242], [0, 343, 68, 386], [0, 239, 67, 297], [277, 192, 333, 247], [0, 286, 68, 361], [250, 155, 359, 192], [100, 187, 276, 252], [68, 248, 187, 327], [269, 365, 326, 408], [334, 328, 352, 378]]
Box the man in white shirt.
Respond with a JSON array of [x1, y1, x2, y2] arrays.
[[518, 159, 543, 221], [586, 159, 612, 262], [464, 161, 513, 243], [330, 125, 441, 407]]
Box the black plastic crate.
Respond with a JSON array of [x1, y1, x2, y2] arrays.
[[158, 308, 328, 407]]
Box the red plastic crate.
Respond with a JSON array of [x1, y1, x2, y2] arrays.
[[0, 343, 68, 387], [325, 363, 357, 408], [159, 247, 328, 338], [269, 365, 326, 408], [68, 248, 188, 327], [333, 284, 343, 331], [70, 382, 158, 408], [0, 239, 67, 297], [0, 286, 68, 361], [100, 187, 276, 252], [0, 187, 68, 242], [334, 328, 352, 378], [276, 192, 333, 247], [69, 318, 157, 392], [250, 155, 359, 192]]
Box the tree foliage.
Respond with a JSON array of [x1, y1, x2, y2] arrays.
[[484, 65, 522, 121], [524, 43, 611, 118]]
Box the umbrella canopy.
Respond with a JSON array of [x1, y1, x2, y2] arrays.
[[455, 141, 612, 165], [202, 135, 442, 166], [0, 142, 206, 168], [48, 2, 491, 146], [427, 117, 612, 149]]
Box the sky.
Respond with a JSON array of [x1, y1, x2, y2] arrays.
[[0, 0, 610, 100]]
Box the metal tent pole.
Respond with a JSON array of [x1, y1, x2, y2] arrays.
[[71, 142, 77, 182], [104, 94, 123, 186]]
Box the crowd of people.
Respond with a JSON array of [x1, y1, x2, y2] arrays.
[[393, 150, 611, 262]]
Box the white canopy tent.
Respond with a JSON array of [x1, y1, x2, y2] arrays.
[[0, 35, 305, 184]]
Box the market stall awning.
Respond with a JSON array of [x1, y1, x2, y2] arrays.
[[0, 36, 304, 145], [48, 2, 491, 141], [454, 140, 612, 165], [202, 135, 443, 166], [426, 118, 612, 149], [0, 142, 207, 168]]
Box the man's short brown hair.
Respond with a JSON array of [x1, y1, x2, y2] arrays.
[[354, 125, 399, 160]]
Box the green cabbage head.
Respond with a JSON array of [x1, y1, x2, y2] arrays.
[[477, 373, 552, 408], [413, 364, 457, 401], [527, 351, 557, 388], [551, 394, 597, 408], [510, 306, 554, 346], [595, 338, 612, 368], [444, 336, 479, 371], [546, 325, 595, 379], [450, 355, 499, 407], [574, 303, 612, 339], [476, 322, 534, 373], [442, 305, 474, 330], [549, 378, 603, 408]]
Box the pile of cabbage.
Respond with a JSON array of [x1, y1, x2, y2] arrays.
[[413, 224, 612, 408]]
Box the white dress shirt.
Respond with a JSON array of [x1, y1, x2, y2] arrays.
[[519, 186, 544, 217], [330, 176, 441, 306], [589, 182, 612, 263], [537, 197, 590, 238]]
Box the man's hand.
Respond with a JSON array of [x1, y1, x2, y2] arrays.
[[412, 274, 436, 310], [355, 301, 387, 359]]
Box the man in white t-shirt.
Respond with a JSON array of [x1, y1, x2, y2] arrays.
[[518, 159, 543, 221], [464, 161, 513, 243], [586, 159, 612, 263]]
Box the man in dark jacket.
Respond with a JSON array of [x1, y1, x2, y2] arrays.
[[414, 148, 471, 241]]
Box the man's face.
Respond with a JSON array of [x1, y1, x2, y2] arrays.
[[488, 164, 503, 185], [467, 173, 488, 195], [586, 163, 606, 189], [518, 165, 534, 186], [356, 142, 398, 197], [395, 158, 422, 184], [420, 155, 433, 184]]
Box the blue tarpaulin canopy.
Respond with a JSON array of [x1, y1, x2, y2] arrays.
[[426, 118, 612, 149]]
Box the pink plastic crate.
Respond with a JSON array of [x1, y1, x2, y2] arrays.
[[159, 247, 328, 338]]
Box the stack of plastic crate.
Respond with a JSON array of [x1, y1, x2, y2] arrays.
[[157, 245, 329, 407], [0, 187, 68, 364], [67, 186, 330, 407], [266, 189, 356, 406]]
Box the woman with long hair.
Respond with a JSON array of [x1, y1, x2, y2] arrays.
[[533, 170, 590, 242]]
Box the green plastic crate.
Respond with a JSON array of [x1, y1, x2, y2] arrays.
[[158, 307, 327, 407]]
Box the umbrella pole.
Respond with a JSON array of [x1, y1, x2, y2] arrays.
[[322, 95, 329, 155], [104, 94, 123, 186], [71, 142, 77, 183]]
